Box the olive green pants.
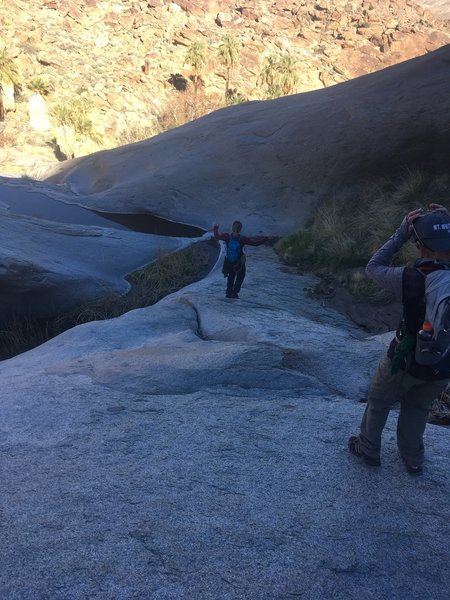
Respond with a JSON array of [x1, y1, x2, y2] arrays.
[[359, 353, 448, 464]]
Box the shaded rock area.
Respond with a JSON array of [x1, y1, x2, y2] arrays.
[[0, 181, 206, 317], [283, 267, 449, 423], [5, 49, 449, 323], [297, 268, 402, 335], [1, 247, 449, 599], [46, 46, 450, 235]]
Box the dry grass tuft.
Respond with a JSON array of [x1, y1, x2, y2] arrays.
[[275, 171, 450, 298], [0, 245, 211, 361]]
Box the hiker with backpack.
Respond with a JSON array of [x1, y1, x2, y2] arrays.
[[348, 204, 450, 475], [213, 221, 269, 298]]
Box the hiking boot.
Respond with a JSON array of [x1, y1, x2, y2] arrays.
[[348, 436, 381, 467], [226, 291, 233, 298], [232, 292, 239, 299], [401, 455, 423, 475]]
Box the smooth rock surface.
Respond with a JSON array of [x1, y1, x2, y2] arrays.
[[2, 246, 449, 599], [46, 46, 450, 235], [3, 48, 450, 318], [0, 197, 199, 317]]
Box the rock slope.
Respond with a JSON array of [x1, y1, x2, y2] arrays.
[[415, 0, 450, 19], [1, 245, 449, 599], [2, 46, 449, 320], [47, 45, 450, 234]]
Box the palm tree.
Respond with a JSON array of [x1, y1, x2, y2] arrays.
[[184, 41, 207, 97], [277, 53, 299, 95], [257, 52, 299, 99], [27, 77, 51, 132], [0, 50, 20, 121], [257, 55, 281, 99], [258, 55, 278, 89], [218, 35, 240, 101], [27, 77, 50, 97]]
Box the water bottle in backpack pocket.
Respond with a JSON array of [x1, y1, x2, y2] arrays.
[[415, 321, 438, 365]]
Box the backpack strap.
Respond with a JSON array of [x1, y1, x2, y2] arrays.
[[402, 266, 426, 336]]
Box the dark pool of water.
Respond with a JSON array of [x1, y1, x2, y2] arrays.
[[93, 210, 205, 237], [0, 186, 204, 237]]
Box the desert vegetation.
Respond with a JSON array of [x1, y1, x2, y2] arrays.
[[275, 171, 450, 302], [184, 40, 208, 99], [27, 76, 51, 97], [218, 35, 240, 101], [257, 52, 299, 99], [0, 34, 304, 165], [0, 48, 20, 121]]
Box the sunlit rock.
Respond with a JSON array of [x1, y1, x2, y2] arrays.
[[1, 79, 15, 112], [28, 93, 51, 132]]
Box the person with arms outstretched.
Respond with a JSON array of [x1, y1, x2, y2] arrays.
[[213, 221, 269, 299]]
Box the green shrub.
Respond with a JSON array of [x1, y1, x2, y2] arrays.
[[52, 98, 102, 143], [275, 171, 450, 298], [276, 202, 367, 271], [226, 89, 247, 106], [27, 77, 50, 96]]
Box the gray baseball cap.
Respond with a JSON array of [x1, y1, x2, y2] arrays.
[[413, 211, 450, 251]]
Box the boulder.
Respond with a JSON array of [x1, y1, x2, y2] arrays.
[[28, 93, 51, 132], [46, 46, 450, 235], [0, 185, 198, 317]]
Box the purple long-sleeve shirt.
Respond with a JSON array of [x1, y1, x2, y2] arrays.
[[365, 217, 411, 296]]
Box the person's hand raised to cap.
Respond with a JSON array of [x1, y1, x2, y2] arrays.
[[405, 204, 449, 226], [406, 207, 425, 225], [428, 203, 449, 215]]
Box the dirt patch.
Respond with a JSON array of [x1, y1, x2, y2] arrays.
[[315, 284, 402, 335], [280, 266, 402, 335]]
